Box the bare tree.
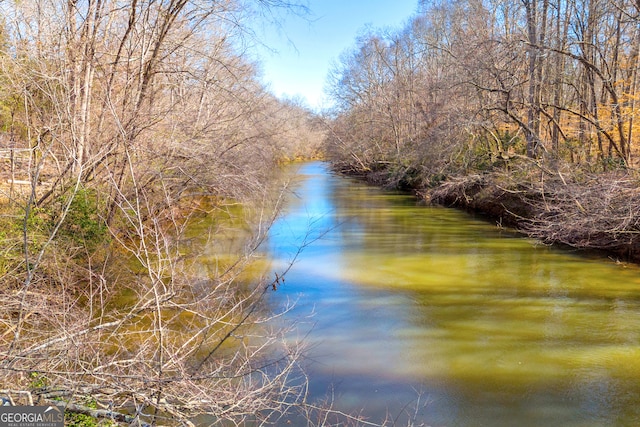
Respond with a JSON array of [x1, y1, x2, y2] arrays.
[[0, 0, 327, 424]]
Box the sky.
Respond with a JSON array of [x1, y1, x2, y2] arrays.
[[251, 0, 420, 110]]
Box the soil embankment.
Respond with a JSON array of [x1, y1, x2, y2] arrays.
[[335, 159, 640, 264]]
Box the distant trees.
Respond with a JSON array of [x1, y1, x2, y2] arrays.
[[326, 17, 468, 187], [327, 0, 640, 179]]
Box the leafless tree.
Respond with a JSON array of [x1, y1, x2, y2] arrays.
[[0, 0, 327, 424]]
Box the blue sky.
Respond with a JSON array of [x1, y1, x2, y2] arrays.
[[251, 0, 419, 110]]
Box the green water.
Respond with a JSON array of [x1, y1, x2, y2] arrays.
[[266, 162, 640, 426]]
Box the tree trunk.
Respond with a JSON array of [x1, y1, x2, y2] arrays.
[[524, 0, 542, 157]]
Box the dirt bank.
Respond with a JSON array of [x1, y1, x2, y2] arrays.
[[337, 159, 640, 264]]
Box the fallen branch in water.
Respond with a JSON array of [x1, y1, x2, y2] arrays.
[[427, 162, 640, 262]]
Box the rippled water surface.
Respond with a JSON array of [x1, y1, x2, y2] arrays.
[[265, 162, 640, 426]]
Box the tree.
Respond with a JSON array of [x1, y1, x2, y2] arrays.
[[328, 0, 640, 177], [0, 0, 326, 424]]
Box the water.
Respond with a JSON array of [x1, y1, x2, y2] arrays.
[[265, 162, 640, 426]]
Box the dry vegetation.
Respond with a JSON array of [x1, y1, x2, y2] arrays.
[[428, 159, 640, 261], [0, 0, 330, 425]]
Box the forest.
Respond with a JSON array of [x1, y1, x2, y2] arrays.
[[0, 0, 325, 425], [325, 0, 640, 261], [2, 0, 640, 425]]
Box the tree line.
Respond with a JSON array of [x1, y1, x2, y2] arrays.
[[326, 0, 640, 178]]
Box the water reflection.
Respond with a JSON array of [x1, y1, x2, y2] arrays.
[[267, 162, 640, 426]]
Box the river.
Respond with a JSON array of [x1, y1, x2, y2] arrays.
[[263, 161, 640, 426]]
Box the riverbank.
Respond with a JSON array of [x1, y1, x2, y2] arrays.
[[332, 157, 640, 264]]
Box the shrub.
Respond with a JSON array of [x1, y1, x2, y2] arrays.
[[56, 187, 108, 252]]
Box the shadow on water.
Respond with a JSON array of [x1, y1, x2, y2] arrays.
[[265, 161, 640, 426]]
